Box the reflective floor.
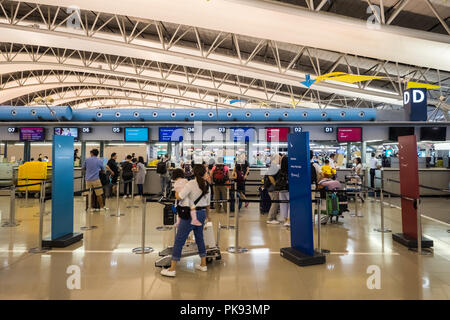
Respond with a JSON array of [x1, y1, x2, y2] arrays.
[[0, 193, 449, 300]]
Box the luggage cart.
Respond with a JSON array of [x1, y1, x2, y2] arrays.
[[345, 175, 364, 216], [155, 222, 222, 268]]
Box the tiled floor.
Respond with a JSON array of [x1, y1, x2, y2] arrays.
[[0, 194, 449, 300]]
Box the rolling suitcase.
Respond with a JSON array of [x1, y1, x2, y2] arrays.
[[259, 187, 271, 214], [163, 204, 175, 226]]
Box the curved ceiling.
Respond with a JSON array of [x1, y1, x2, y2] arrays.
[[0, 0, 448, 113]]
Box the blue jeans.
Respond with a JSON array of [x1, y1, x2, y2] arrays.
[[137, 184, 143, 196], [172, 209, 207, 261]]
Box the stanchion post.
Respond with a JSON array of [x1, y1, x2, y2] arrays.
[[374, 188, 391, 233], [111, 179, 124, 217], [29, 181, 48, 253], [2, 185, 20, 227], [132, 197, 153, 254], [317, 198, 321, 252], [417, 199, 422, 254], [25, 178, 29, 202], [127, 177, 139, 209], [227, 181, 248, 254], [81, 187, 98, 230]]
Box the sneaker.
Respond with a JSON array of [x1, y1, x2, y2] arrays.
[[283, 221, 290, 227], [123, 195, 127, 199], [195, 264, 207, 272], [160, 268, 176, 277], [94, 208, 100, 212], [267, 220, 280, 224], [101, 207, 109, 211]]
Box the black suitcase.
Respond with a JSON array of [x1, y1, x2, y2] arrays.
[[85, 189, 105, 210], [259, 187, 271, 214], [163, 204, 175, 226]]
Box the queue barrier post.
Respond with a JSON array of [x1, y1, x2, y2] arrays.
[[132, 197, 153, 254], [2, 185, 20, 227], [374, 188, 392, 233], [29, 181, 49, 253], [111, 179, 124, 217], [80, 187, 98, 230], [227, 181, 248, 254], [127, 176, 139, 209], [410, 199, 432, 255]]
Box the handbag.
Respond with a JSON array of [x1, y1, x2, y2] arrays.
[[177, 182, 210, 220]]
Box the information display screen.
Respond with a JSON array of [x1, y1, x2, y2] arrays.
[[20, 128, 45, 141], [266, 128, 290, 142], [54, 128, 79, 141], [388, 127, 414, 141], [337, 127, 362, 142], [420, 127, 446, 141], [159, 127, 183, 142], [124, 128, 149, 142], [230, 127, 255, 142]]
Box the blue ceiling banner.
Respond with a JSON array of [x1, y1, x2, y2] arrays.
[[42, 135, 83, 248], [280, 132, 325, 266], [403, 88, 427, 121]]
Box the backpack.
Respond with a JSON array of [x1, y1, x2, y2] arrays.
[[213, 165, 228, 185], [156, 160, 167, 174], [311, 162, 317, 185], [183, 163, 193, 178], [275, 171, 288, 191], [236, 170, 245, 183]]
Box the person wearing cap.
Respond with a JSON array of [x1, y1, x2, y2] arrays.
[[210, 157, 230, 213]]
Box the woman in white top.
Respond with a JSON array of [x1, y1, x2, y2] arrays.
[[353, 157, 363, 176], [161, 164, 211, 277]]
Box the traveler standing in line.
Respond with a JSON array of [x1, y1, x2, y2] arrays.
[[74, 149, 80, 166], [276, 155, 290, 227], [310, 151, 321, 189], [329, 153, 337, 178], [211, 157, 230, 213], [266, 154, 281, 224], [207, 163, 215, 210], [161, 164, 211, 277], [369, 152, 380, 189], [134, 156, 147, 198], [106, 152, 120, 197], [82, 149, 108, 211], [121, 155, 134, 198], [238, 154, 250, 208], [232, 163, 248, 211], [157, 154, 171, 197]]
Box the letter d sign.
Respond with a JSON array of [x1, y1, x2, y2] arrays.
[[403, 88, 427, 121]]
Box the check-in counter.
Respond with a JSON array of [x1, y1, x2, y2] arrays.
[[12, 166, 449, 198], [382, 168, 450, 197]]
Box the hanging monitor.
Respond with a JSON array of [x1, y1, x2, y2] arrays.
[[420, 127, 446, 141], [230, 127, 255, 142], [388, 127, 414, 141], [54, 128, 79, 141], [124, 127, 149, 142], [337, 127, 362, 142], [159, 127, 183, 142], [266, 128, 290, 142], [20, 127, 45, 141]]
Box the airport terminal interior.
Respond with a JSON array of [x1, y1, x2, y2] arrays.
[[0, 0, 449, 302]]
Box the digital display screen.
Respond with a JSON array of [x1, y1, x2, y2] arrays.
[[420, 127, 446, 141], [385, 149, 393, 157], [20, 128, 45, 141], [337, 128, 362, 142], [266, 128, 290, 142], [224, 156, 235, 165], [230, 127, 255, 142], [389, 127, 414, 141], [124, 128, 149, 142], [54, 128, 79, 141], [159, 127, 183, 142]]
